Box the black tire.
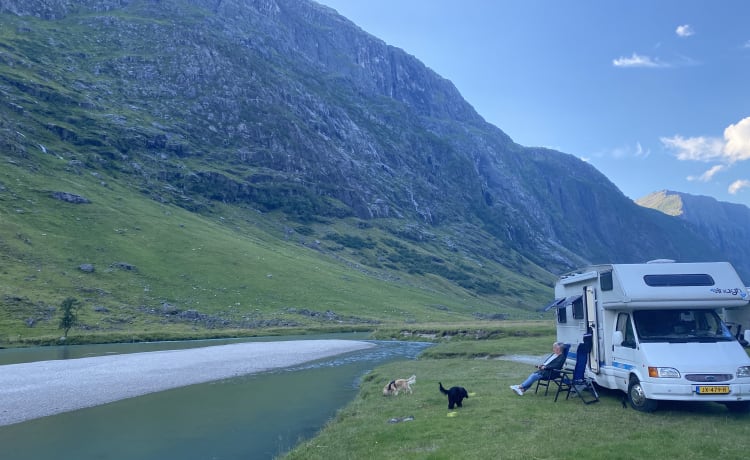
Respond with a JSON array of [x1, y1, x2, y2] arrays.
[[724, 401, 750, 413], [628, 376, 658, 412]]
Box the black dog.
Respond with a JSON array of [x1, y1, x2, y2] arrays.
[[439, 382, 469, 409]]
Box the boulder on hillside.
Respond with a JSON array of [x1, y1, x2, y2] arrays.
[[78, 263, 95, 273], [51, 191, 90, 204]]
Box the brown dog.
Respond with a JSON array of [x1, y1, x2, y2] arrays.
[[383, 375, 416, 396]]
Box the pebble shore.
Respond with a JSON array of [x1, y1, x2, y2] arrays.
[[0, 339, 373, 426]]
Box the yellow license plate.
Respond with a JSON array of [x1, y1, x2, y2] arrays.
[[696, 386, 730, 394]]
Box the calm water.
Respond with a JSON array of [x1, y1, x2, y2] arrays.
[[0, 337, 431, 459]]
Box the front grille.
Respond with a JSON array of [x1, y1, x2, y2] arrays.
[[684, 374, 733, 383]]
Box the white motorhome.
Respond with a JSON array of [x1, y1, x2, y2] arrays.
[[550, 260, 750, 412]]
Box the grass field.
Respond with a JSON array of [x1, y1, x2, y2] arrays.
[[0, 148, 553, 346], [282, 331, 750, 460]]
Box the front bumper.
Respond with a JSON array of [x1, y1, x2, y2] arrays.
[[642, 381, 750, 401]]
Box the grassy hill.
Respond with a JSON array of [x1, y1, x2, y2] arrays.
[[0, 150, 555, 345]]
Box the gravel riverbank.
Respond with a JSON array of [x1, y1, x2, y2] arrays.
[[0, 339, 374, 427]]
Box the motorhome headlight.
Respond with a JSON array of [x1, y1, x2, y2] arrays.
[[737, 366, 750, 378], [648, 367, 680, 378]]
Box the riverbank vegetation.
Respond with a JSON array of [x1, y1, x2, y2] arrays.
[[283, 329, 750, 460]]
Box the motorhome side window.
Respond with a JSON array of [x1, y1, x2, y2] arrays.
[[642, 273, 715, 286], [599, 271, 613, 291], [616, 313, 636, 348], [557, 304, 567, 324], [572, 297, 584, 319]]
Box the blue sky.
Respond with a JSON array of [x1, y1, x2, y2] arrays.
[[316, 0, 750, 206]]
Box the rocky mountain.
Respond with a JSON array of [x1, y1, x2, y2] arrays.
[[637, 190, 750, 278], [1, 0, 746, 297]]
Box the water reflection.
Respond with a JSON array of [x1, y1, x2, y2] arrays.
[[0, 339, 431, 460]]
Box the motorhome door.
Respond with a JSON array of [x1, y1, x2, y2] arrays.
[[611, 312, 638, 386], [585, 286, 600, 373]]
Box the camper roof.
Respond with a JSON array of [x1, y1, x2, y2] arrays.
[[607, 261, 748, 309]]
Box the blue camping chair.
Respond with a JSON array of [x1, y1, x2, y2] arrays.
[[555, 341, 599, 404]]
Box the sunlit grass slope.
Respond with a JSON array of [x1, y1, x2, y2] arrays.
[[0, 152, 554, 344]]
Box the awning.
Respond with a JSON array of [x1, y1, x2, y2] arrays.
[[540, 294, 582, 312], [540, 297, 565, 312]]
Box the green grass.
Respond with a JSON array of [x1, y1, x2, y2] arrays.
[[0, 149, 554, 345], [283, 335, 750, 460]]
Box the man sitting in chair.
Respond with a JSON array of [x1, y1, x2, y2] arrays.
[[510, 341, 567, 396]]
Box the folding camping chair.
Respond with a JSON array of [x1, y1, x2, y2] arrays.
[[555, 341, 599, 404], [534, 343, 570, 396]]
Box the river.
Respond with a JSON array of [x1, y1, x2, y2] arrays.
[[0, 335, 431, 459]]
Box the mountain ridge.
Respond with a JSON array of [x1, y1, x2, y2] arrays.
[[0, 0, 737, 271], [1, 0, 748, 341], [637, 190, 750, 276]]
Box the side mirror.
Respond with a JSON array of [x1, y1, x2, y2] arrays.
[[613, 330, 623, 347]]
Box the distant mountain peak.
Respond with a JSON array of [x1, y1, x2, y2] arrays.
[[638, 190, 750, 279], [636, 190, 684, 216]]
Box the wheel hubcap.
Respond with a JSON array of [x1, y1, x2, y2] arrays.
[[630, 384, 646, 406]]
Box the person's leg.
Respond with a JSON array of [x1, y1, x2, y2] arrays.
[[520, 372, 541, 391]]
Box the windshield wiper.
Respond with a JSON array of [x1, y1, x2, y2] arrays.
[[638, 336, 672, 342]]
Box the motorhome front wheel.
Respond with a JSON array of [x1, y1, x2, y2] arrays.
[[628, 377, 658, 412]]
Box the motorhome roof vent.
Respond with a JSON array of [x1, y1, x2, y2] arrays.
[[646, 259, 676, 264]]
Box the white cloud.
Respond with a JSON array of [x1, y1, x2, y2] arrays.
[[663, 117, 750, 188], [635, 142, 650, 158], [609, 146, 629, 159], [728, 179, 750, 194], [612, 53, 668, 68], [676, 24, 694, 37], [723, 117, 750, 162], [672, 54, 701, 67], [687, 164, 726, 182], [660, 135, 724, 161], [605, 142, 650, 159], [661, 118, 750, 163], [744, 40, 750, 49]]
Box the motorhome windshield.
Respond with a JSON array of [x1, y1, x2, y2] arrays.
[[633, 309, 734, 343]]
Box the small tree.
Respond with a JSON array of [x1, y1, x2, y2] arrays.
[[58, 297, 79, 339]]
